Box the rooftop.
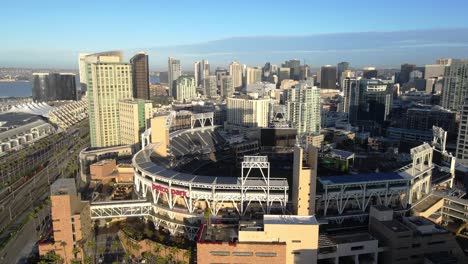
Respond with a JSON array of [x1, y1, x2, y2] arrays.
[[263, 215, 319, 225], [51, 178, 77, 196], [318, 172, 407, 186]]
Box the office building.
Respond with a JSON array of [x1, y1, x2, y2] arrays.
[[227, 95, 270, 128], [441, 59, 468, 111], [130, 52, 150, 99], [356, 79, 392, 125], [299, 65, 309, 80], [286, 81, 321, 134], [245, 66, 262, 86], [203, 75, 217, 98], [399, 63, 416, 85], [278, 67, 291, 84], [119, 99, 152, 150], [32, 73, 77, 102], [39, 179, 91, 263], [229, 60, 243, 89], [220, 75, 234, 99], [78, 53, 91, 91], [215, 68, 228, 89], [363, 67, 378, 79], [284, 59, 301, 80], [197, 215, 319, 264], [174, 75, 196, 102], [341, 78, 359, 122], [425, 64, 445, 78], [369, 206, 465, 264], [457, 98, 468, 165], [168, 57, 181, 97], [437, 58, 452, 65], [84, 51, 133, 148], [320, 65, 337, 89], [194, 60, 210, 87], [406, 106, 456, 133], [337, 62, 349, 86]]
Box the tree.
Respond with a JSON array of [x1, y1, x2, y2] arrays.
[[153, 244, 162, 256], [183, 249, 191, 263], [111, 240, 121, 262], [170, 246, 180, 262], [98, 246, 106, 257]]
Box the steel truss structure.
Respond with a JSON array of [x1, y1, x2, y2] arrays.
[[191, 112, 214, 129], [317, 143, 434, 222]]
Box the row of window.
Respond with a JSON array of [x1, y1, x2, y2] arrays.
[[209, 251, 278, 257]]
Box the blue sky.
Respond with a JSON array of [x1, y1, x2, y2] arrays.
[[1, 0, 468, 69]]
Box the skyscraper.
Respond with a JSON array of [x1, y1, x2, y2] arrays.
[[174, 75, 196, 102], [441, 59, 468, 111], [245, 67, 262, 86], [337, 62, 349, 86], [457, 99, 468, 165], [320, 65, 337, 89], [278, 67, 291, 84], [119, 99, 153, 149], [363, 67, 378, 79], [229, 60, 243, 89], [227, 96, 270, 128], [194, 60, 210, 87], [356, 79, 392, 125], [32, 73, 77, 102], [221, 75, 234, 99], [84, 51, 133, 148], [285, 59, 301, 80], [203, 75, 217, 98], [341, 78, 359, 122], [299, 65, 309, 81], [78, 53, 91, 91], [168, 57, 181, 97], [398, 63, 416, 85], [130, 52, 150, 99], [215, 68, 228, 89], [287, 81, 321, 134]]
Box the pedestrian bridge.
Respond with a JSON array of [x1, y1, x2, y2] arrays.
[[90, 200, 152, 219]]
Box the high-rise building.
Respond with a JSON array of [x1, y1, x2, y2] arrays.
[[78, 53, 91, 91], [220, 75, 234, 99], [203, 75, 217, 98], [215, 68, 228, 89], [194, 60, 210, 87], [425, 64, 445, 79], [398, 63, 416, 85], [437, 58, 453, 65], [227, 96, 270, 128], [320, 65, 337, 89], [286, 81, 321, 134], [38, 179, 91, 263], [363, 67, 378, 79], [356, 79, 392, 124], [441, 59, 468, 111], [284, 59, 301, 80], [229, 60, 243, 89], [341, 78, 359, 122], [130, 52, 150, 99], [278, 67, 291, 84], [174, 75, 196, 102], [337, 62, 349, 86], [245, 67, 262, 86], [457, 100, 468, 165], [262, 62, 273, 80], [119, 99, 153, 150], [32, 73, 77, 102], [293, 145, 318, 216], [168, 57, 181, 97], [84, 51, 133, 148], [299, 65, 309, 80]]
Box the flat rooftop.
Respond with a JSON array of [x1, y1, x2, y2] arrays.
[[263, 215, 319, 225], [381, 219, 410, 233], [51, 178, 77, 196], [318, 172, 407, 185]]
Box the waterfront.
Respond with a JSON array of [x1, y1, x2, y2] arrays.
[[0, 82, 31, 98]]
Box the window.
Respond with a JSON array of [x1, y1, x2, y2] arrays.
[[428, 241, 445, 245], [256, 252, 277, 257], [210, 251, 230, 256], [292, 251, 301, 255], [233, 252, 253, 256], [351, 246, 364, 251], [292, 240, 302, 243]]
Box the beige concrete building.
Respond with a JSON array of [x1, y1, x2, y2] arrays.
[[369, 206, 466, 264], [39, 179, 91, 263], [89, 159, 134, 184], [226, 96, 270, 128], [245, 66, 262, 86], [292, 145, 318, 216], [306, 133, 324, 148], [197, 215, 319, 264], [229, 60, 243, 89], [84, 51, 134, 148], [150, 115, 169, 157], [119, 99, 152, 150]]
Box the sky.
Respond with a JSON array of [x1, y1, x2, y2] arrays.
[[1, 0, 468, 69]]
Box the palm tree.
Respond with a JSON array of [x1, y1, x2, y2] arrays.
[[98, 246, 106, 260], [72, 246, 81, 259], [183, 249, 191, 263]]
